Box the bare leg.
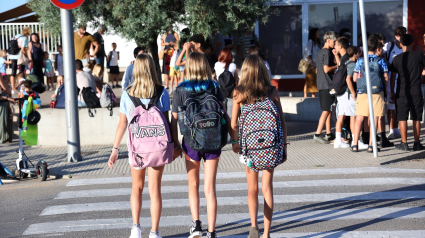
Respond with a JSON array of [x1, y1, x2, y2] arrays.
[[185, 154, 201, 221], [413, 120, 421, 143], [130, 167, 146, 224], [262, 168, 274, 238], [325, 111, 332, 134], [245, 165, 259, 228], [204, 158, 220, 232], [148, 165, 164, 232], [110, 73, 115, 86], [163, 74, 169, 88], [350, 116, 356, 137], [10, 76, 16, 91], [315, 111, 331, 134], [303, 81, 307, 98], [335, 115, 345, 133], [387, 110, 393, 130], [368, 116, 379, 147], [353, 116, 364, 146], [399, 121, 408, 143], [311, 92, 316, 98]]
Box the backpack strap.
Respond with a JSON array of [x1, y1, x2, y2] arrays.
[[148, 86, 165, 106]]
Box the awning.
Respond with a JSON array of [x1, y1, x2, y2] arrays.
[[0, 4, 34, 22]]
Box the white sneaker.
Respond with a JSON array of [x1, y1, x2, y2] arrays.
[[334, 138, 345, 148], [129, 226, 142, 238], [11, 90, 16, 95], [352, 140, 369, 149], [149, 231, 162, 238]]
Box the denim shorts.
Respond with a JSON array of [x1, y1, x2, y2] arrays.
[[182, 139, 221, 161]]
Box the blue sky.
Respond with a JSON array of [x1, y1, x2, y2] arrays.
[[1, 0, 29, 13]]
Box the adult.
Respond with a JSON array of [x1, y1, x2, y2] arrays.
[[54, 45, 64, 76], [9, 27, 31, 94], [28, 33, 45, 85], [161, 27, 179, 89], [122, 46, 145, 91], [74, 25, 99, 67], [390, 34, 425, 151], [92, 25, 107, 68], [211, 31, 225, 61], [313, 31, 338, 144], [75, 60, 97, 107], [237, 29, 261, 62], [303, 28, 321, 98], [0, 76, 14, 143]]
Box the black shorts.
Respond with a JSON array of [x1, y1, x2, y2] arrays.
[[319, 89, 335, 111], [395, 95, 424, 121], [11, 60, 25, 77], [109, 66, 120, 75]]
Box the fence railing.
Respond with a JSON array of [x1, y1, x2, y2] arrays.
[[0, 22, 60, 59]]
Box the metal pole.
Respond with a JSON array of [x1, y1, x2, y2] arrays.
[[359, 0, 378, 157], [60, 9, 83, 162]]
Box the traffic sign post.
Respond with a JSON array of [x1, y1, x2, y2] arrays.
[[51, 0, 85, 162]]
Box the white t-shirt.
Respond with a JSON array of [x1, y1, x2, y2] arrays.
[[109, 51, 119, 66], [214, 62, 237, 79], [384, 41, 404, 94], [170, 49, 178, 67]]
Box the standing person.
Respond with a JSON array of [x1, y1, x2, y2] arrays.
[[43, 52, 54, 90], [230, 55, 287, 238], [384, 26, 406, 139], [74, 25, 99, 67], [92, 25, 107, 68], [162, 42, 175, 89], [237, 29, 261, 62], [248, 46, 271, 78], [390, 34, 425, 151], [8, 27, 30, 94], [170, 52, 230, 238], [176, 34, 205, 68], [0, 50, 12, 81], [176, 39, 187, 84], [304, 28, 321, 98], [54, 45, 64, 77], [313, 31, 338, 144], [351, 36, 389, 152], [108, 54, 174, 238], [161, 27, 180, 90], [28, 33, 45, 86], [122, 47, 145, 91], [211, 31, 225, 62], [107, 43, 121, 88], [0, 75, 14, 143], [169, 42, 180, 92]]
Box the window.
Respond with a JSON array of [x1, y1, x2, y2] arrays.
[[258, 6, 303, 76], [309, 3, 353, 36], [357, 1, 403, 44]]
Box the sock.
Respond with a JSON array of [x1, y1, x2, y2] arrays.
[[315, 134, 321, 137], [335, 132, 342, 140], [133, 223, 140, 228], [150, 230, 159, 234], [389, 129, 394, 134]]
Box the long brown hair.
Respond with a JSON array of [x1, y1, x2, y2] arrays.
[[234, 55, 271, 104]]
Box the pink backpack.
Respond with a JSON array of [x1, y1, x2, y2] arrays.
[[127, 86, 174, 169]]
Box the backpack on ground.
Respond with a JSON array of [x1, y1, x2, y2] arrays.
[[329, 61, 355, 96], [27, 75, 46, 94], [127, 86, 174, 169], [55, 84, 65, 109], [239, 97, 286, 172], [7, 36, 20, 55], [177, 86, 228, 152], [82, 87, 100, 117], [357, 57, 384, 94], [100, 84, 117, 116], [218, 67, 236, 98]]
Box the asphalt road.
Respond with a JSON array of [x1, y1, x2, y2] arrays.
[[1, 162, 425, 238]]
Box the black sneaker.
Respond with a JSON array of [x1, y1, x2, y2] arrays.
[[395, 142, 410, 151], [112, 85, 116, 89], [413, 142, 425, 151], [324, 133, 335, 141], [207, 231, 217, 238], [116, 84, 122, 88], [380, 136, 394, 148], [189, 220, 202, 238]]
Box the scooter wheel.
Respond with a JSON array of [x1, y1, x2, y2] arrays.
[[38, 165, 48, 181]]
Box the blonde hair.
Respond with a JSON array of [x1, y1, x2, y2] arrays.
[[127, 54, 161, 98], [22, 27, 31, 37], [235, 55, 271, 104], [184, 52, 212, 81], [92, 64, 103, 78]]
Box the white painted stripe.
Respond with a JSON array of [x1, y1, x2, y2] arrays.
[[66, 167, 425, 186], [43, 191, 425, 215], [57, 177, 425, 199], [24, 210, 425, 235]]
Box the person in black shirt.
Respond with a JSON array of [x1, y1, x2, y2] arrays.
[[92, 26, 107, 68], [390, 34, 425, 151]]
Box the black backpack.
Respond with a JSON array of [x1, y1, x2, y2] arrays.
[[27, 75, 46, 94], [7, 36, 20, 55], [82, 87, 101, 117], [329, 61, 354, 96], [218, 67, 236, 98]]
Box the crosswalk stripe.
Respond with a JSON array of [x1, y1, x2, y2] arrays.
[[23, 210, 425, 235], [56, 177, 425, 199], [42, 191, 425, 216], [66, 167, 425, 186]]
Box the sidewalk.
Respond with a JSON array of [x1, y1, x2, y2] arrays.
[[1, 121, 424, 179]]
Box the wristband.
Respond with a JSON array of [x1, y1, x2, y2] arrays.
[[112, 147, 119, 152], [232, 140, 239, 144]]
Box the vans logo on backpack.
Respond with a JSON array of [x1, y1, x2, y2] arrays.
[[196, 119, 218, 129], [131, 124, 165, 138]]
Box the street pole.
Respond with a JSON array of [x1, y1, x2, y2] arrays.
[[359, 0, 378, 157], [60, 9, 83, 162]]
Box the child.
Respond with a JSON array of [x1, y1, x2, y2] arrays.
[[84, 59, 96, 74], [18, 80, 41, 119], [171, 52, 231, 238], [162, 41, 175, 89], [107, 43, 121, 88], [176, 39, 187, 84], [230, 55, 287, 238], [14, 73, 26, 93], [0, 50, 12, 82], [54, 45, 64, 76], [351, 36, 389, 152], [108, 53, 173, 238], [51, 75, 64, 101], [168, 42, 180, 92], [43, 52, 54, 90], [92, 64, 104, 96]]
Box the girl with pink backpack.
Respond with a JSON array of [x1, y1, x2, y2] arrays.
[[108, 54, 179, 238]]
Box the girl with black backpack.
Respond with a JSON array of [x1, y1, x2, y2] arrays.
[[230, 55, 288, 238]]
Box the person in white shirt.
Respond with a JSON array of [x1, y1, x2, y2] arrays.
[[107, 42, 121, 88], [75, 60, 97, 107], [168, 43, 179, 92]]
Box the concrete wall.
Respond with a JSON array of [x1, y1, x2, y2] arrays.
[[37, 97, 322, 147]]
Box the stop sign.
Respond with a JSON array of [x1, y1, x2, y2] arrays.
[[50, 0, 85, 10]]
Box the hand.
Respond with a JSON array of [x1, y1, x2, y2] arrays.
[[7, 98, 15, 103], [332, 49, 338, 56], [352, 95, 356, 101], [93, 55, 97, 59], [108, 150, 118, 169], [173, 146, 183, 160], [232, 143, 239, 154], [183, 42, 193, 52], [390, 93, 396, 103]]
